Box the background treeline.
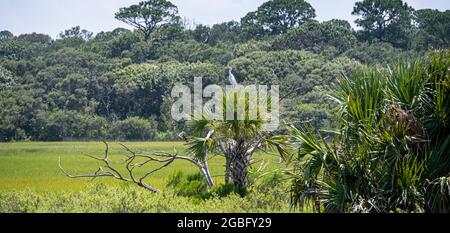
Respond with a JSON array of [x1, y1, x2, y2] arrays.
[[0, 0, 449, 141]]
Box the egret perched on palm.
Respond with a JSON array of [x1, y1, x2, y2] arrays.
[[184, 67, 289, 190]]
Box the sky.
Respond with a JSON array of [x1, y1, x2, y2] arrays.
[[1, 0, 449, 38]]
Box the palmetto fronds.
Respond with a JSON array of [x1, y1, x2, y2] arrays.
[[289, 50, 450, 213], [185, 87, 289, 189]]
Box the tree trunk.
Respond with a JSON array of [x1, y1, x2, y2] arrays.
[[224, 147, 233, 184], [230, 141, 250, 189], [224, 139, 236, 184], [225, 155, 231, 183]]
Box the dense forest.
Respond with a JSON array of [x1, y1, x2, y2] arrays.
[[0, 0, 449, 142]]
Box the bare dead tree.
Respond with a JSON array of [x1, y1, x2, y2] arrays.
[[58, 141, 214, 192]]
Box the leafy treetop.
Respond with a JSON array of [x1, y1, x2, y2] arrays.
[[115, 0, 179, 41]]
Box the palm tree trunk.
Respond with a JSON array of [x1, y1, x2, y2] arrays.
[[230, 141, 250, 189], [225, 139, 236, 184], [225, 153, 232, 183]]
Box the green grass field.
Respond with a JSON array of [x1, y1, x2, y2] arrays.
[[0, 141, 283, 192]]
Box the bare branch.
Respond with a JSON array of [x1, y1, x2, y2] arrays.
[[58, 157, 128, 181], [58, 141, 216, 192]]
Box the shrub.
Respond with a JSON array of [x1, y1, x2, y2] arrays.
[[166, 171, 210, 200], [109, 116, 158, 140], [37, 110, 108, 141], [0, 183, 298, 213], [211, 183, 240, 198], [166, 171, 263, 200]]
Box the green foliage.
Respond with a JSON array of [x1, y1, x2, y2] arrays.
[[241, 0, 316, 37], [59, 26, 93, 41], [233, 40, 271, 57], [272, 20, 357, 55], [210, 183, 240, 198], [166, 170, 289, 201], [111, 61, 223, 121], [0, 31, 14, 41], [36, 110, 108, 141], [352, 0, 415, 48], [0, 33, 51, 60], [0, 141, 294, 213], [0, 66, 15, 89], [166, 171, 210, 200], [109, 116, 158, 140], [191, 21, 243, 46], [89, 29, 143, 59], [0, 88, 47, 141], [229, 50, 359, 130], [288, 51, 450, 213], [158, 40, 233, 64], [414, 9, 450, 50], [344, 42, 418, 65], [115, 0, 179, 41]]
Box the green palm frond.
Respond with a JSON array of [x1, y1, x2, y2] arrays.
[[188, 116, 211, 137], [425, 176, 450, 213], [336, 67, 386, 125], [265, 135, 291, 162], [424, 135, 450, 179], [185, 130, 215, 162], [386, 59, 428, 109]]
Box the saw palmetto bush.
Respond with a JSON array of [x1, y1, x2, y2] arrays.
[[288, 50, 450, 213]]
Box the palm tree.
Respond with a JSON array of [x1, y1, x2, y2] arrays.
[[288, 50, 450, 213], [186, 87, 289, 190]]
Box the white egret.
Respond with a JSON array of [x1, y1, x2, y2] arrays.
[[228, 67, 238, 86]]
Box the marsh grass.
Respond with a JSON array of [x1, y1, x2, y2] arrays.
[[0, 141, 283, 192]]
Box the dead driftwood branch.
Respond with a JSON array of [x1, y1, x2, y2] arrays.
[[58, 141, 214, 192]]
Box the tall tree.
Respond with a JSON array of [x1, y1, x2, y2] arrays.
[[352, 0, 414, 48], [0, 31, 14, 41], [115, 0, 179, 41], [414, 9, 450, 50], [209, 21, 242, 45], [241, 0, 316, 37]]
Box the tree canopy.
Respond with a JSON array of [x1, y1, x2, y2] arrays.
[[115, 0, 180, 41], [241, 0, 316, 37], [352, 0, 415, 48], [414, 9, 450, 50]]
